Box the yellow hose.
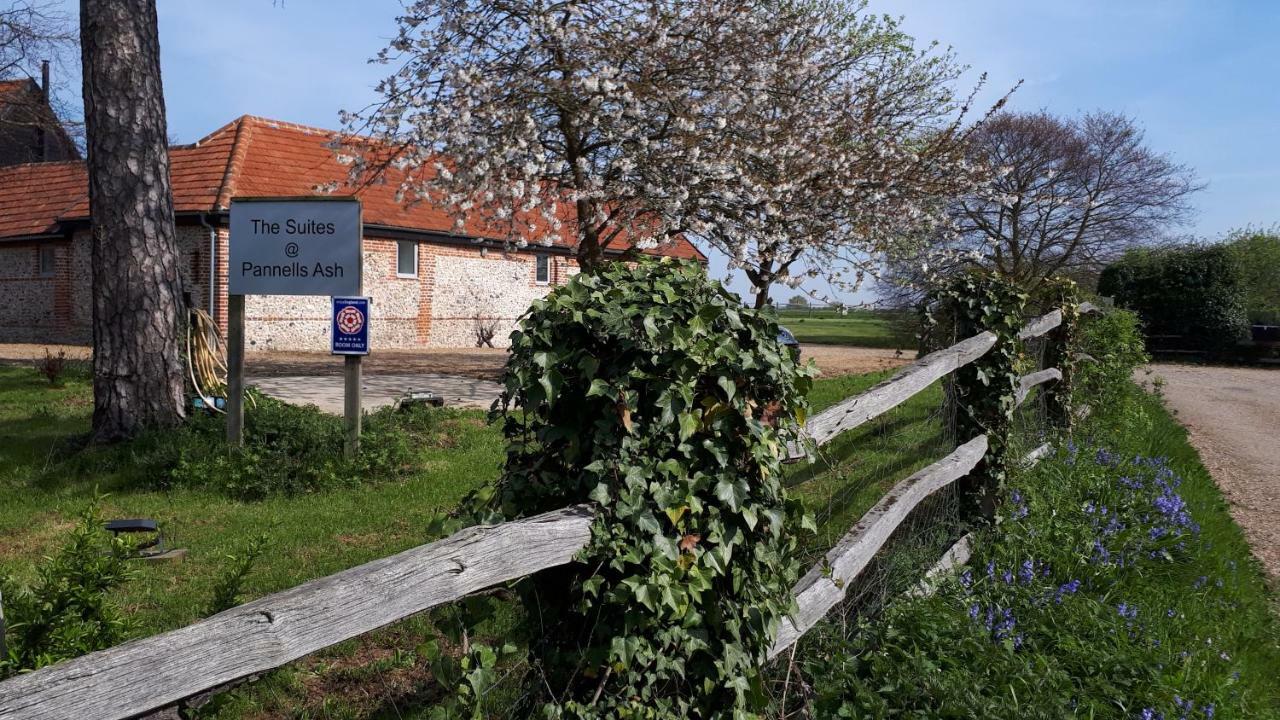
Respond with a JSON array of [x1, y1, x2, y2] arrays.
[[187, 308, 253, 412]]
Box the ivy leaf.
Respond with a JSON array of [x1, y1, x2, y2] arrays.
[[665, 506, 688, 526], [717, 376, 737, 401], [714, 478, 747, 511], [679, 412, 699, 441], [679, 533, 701, 552], [588, 483, 611, 504]]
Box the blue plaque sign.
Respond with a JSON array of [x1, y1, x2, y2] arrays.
[[331, 296, 370, 355]]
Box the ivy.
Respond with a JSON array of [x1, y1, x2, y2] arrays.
[[491, 258, 815, 718], [924, 270, 1027, 523], [1034, 278, 1081, 431]]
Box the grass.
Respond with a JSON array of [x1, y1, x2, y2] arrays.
[[8, 364, 1270, 718], [0, 366, 499, 636], [0, 361, 931, 718], [792, 384, 1280, 718], [777, 307, 916, 349]]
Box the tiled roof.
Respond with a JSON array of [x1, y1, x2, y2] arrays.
[[0, 114, 705, 261]]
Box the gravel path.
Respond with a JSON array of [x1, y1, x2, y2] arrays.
[[1143, 364, 1280, 579]]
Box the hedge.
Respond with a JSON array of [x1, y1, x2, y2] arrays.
[[1098, 246, 1248, 352]]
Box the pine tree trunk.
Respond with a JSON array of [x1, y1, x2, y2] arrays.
[[80, 0, 185, 442]]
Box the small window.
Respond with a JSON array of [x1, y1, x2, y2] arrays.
[[535, 254, 550, 285], [396, 241, 418, 277], [38, 246, 56, 276]]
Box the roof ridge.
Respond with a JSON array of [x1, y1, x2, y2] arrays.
[[188, 115, 247, 147], [214, 116, 254, 211], [240, 114, 343, 137], [0, 158, 85, 171]]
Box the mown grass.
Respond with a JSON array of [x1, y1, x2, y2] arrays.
[[0, 366, 499, 636], [777, 308, 916, 349], [0, 361, 936, 717]]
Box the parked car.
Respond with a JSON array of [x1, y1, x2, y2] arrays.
[[778, 326, 801, 357]]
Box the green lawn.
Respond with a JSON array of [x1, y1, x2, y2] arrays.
[[0, 362, 941, 718], [0, 366, 499, 635], [777, 308, 916, 349]]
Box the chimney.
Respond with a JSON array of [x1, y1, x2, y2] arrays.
[[39, 61, 50, 160]]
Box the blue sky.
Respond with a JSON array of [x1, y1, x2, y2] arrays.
[[44, 0, 1280, 304]]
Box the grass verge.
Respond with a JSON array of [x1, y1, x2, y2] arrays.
[[790, 384, 1280, 719]]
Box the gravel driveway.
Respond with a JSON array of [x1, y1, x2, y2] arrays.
[[1143, 364, 1280, 579]]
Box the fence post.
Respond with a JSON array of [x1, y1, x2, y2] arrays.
[[931, 272, 1026, 523], [1040, 280, 1080, 431]]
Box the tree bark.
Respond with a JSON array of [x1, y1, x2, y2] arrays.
[[80, 0, 185, 441]]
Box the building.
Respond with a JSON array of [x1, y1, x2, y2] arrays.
[[0, 66, 80, 167], [0, 115, 704, 350]]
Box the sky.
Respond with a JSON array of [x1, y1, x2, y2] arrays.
[[37, 0, 1280, 305]]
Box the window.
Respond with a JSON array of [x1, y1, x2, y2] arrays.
[[396, 241, 418, 277], [38, 246, 56, 277], [535, 254, 551, 285]]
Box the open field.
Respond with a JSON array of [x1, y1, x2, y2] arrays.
[[777, 307, 916, 349]]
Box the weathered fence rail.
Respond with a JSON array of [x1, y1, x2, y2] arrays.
[[769, 434, 989, 657], [0, 306, 1088, 719], [0, 507, 595, 720]]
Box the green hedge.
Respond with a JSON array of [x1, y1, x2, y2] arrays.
[[1099, 246, 1248, 352], [1225, 229, 1280, 325]]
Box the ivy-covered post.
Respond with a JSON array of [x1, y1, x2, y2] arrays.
[[1039, 278, 1081, 430], [490, 258, 815, 718], [927, 271, 1027, 524]]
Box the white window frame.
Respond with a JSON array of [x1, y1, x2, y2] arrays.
[[396, 240, 418, 278], [37, 245, 56, 277], [535, 254, 551, 285]]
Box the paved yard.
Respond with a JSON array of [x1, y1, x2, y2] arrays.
[[248, 373, 505, 413], [1142, 363, 1280, 580], [0, 342, 910, 415]]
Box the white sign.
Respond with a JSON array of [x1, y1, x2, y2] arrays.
[[229, 198, 361, 295]]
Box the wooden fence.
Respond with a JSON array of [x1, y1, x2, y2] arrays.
[[0, 304, 1097, 720]]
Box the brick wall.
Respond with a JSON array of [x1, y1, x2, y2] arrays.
[[0, 227, 581, 351]]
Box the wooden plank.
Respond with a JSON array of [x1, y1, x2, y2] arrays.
[[226, 294, 245, 446], [1014, 368, 1062, 407], [1017, 309, 1063, 341], [908, 532, 974, 598], [803, 332, 997, 448], [769, 435, 988, 658], [343, 354, 362, 459], [1023, 441, 1054, 467], [0, 506, 596, 720]]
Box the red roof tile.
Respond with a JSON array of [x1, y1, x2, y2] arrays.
[[0, 114, 704, 261]]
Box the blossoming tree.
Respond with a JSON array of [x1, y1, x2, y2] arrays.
[[348, 0, 998, 289], [690, 8, 1005, 308], [346, 0, 790, 268]]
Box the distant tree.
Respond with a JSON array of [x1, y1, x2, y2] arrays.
[[949, 110, 1201, 292], [787, 294, 810, 308], [80, 0, 185, 441], [1224, 227, 1280, 324]]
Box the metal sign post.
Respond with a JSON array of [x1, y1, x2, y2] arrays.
[[227, 197, 364, 450]]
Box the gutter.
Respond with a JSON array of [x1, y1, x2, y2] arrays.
[[198, 213, 217, 318]]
